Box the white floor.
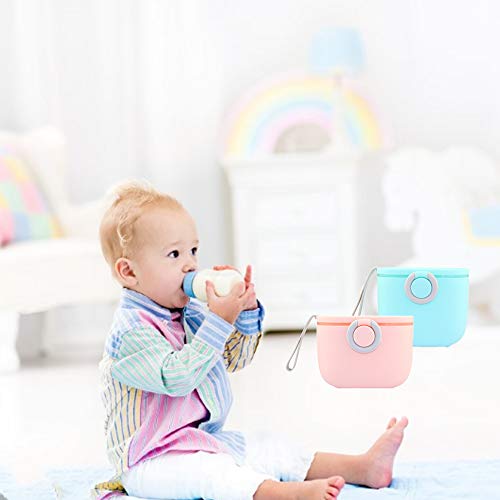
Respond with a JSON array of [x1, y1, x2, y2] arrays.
[[1, 323, 499, 486]]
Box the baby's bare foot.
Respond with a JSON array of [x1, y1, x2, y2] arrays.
[[289, 476, 345, 500], [301, 476, 345, 500], [256, 476, 345, 500], [362, 416, 408, 489]]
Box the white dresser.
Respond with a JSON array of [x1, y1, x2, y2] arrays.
[[223, 154, 360, 332]]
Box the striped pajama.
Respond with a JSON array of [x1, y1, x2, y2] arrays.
[[93, 288, 264, 499]]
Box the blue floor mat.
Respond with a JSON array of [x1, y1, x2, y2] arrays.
[[341, 459, 500, 499], [0, 468, 56, 500], [1, 460, 499, 499]]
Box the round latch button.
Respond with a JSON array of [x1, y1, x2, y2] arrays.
[[346, 320, 382, 353], [410, 277, 432, 299], [353, 326, 375, 347], [404, 272, 439, 304]]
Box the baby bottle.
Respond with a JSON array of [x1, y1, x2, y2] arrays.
[[183, 268, 245, 302]]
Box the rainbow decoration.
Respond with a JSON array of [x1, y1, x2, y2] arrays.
[[220, 72, 386, 158]]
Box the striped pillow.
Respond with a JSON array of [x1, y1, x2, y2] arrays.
[[0, 150, 61, 246]]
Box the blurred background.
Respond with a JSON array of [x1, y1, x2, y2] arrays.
[[1, 0, 500, 362], [1, 0, 500, 492], [0, 0, 499, 361]]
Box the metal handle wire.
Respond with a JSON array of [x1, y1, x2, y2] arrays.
[[286, 315, 317, 371], [351, 267, 378, 316]]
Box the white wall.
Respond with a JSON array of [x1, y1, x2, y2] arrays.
[[0, 5, 14, 125]]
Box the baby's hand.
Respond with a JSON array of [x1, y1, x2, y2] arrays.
[[206, 269, 257, 324], [212, 264, 258, 311]]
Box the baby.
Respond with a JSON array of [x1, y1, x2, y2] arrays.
[[94, 180, 409, 500]]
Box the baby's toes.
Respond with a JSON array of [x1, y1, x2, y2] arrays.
[[330, 476, 345, 489], [326, 476, 345, 497], [325, 486, 340, 498]]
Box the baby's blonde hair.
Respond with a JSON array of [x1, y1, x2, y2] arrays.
[[99, 180, 184, 274]]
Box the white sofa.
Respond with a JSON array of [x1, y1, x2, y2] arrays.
[[0, 127, 121, 372]]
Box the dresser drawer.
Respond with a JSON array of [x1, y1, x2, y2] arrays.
[[256, 235, 337, 272], [255, 191, 336, 229]]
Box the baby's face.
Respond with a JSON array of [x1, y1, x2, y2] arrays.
[[131, 206, 199, 309]]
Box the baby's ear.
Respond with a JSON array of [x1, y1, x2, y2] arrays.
[[115, 258, 138, 287]]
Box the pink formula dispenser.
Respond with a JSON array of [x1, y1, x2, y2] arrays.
[[286, 270, 414, 388]]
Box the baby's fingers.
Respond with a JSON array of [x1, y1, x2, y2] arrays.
[[230, 281, 246, 298], [242, 283, 257, 305], [205, 281, 217, 302], [244, 265, 252, 284], [213, 264, 238, 272]]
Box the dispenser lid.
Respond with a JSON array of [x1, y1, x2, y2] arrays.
[[377, 267, 468, 278], [317, 315, 413, 326]]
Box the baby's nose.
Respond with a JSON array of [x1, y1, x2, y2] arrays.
[[182, 262, 196, 273]]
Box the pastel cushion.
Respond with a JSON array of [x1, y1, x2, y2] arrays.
[[0, 149, 61, 246]]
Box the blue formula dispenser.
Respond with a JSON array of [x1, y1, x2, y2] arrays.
[[376, 267, 469, 347]]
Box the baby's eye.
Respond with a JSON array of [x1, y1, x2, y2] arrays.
[[191, 247, 198, 256], [167, 250, 179, 258]]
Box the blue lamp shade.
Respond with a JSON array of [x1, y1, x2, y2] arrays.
[[309, 28, 365, 76]]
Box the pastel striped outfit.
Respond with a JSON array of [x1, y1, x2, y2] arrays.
[[93, 288, 264, 499]]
